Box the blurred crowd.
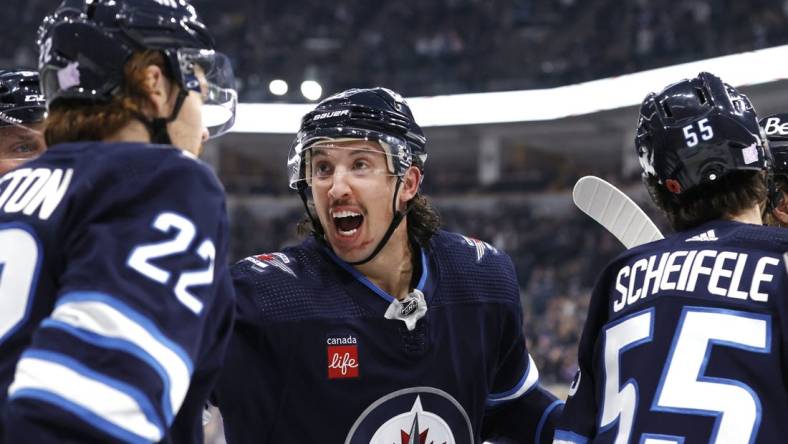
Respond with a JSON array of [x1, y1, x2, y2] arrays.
[[180, 0, 788, 100], [4, 0, 787, 101]]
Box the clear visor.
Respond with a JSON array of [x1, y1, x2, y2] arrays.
[[287, 128, 410, 189], [177, 48, 238, 138], [0, 111, 46, 162]]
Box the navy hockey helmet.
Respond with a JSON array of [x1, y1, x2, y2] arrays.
[[760, 113, 788, 180], [37, 0, 237, 137], [0, 69, 46, 128], [287, 87, 427, 190], [759, 113, 788, 209], [635, 72, 767, 194]]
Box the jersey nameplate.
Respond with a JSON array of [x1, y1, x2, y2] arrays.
[[0, 168, 73, 220], [614, 249, 780, 312]]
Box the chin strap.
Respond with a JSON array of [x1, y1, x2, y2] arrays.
[[347, 177, 411, 266], [299, 177, 413, 266], [135, 89, 189, 145]]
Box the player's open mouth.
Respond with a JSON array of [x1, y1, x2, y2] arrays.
[[332, 210, 364, 236]]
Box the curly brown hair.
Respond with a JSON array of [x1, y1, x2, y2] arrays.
[[44, 50, 169, 146], [646, 171, 768, 231]]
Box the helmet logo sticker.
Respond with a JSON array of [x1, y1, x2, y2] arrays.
[[57, 62, 81, 90], [762, 116, 788, 137], [313, 109, 350, 121], [742, 143, 759, 165]]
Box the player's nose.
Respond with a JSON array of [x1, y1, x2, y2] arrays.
[[327, 169, 352, 200]]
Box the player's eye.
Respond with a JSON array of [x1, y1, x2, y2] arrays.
[[313, 161, 333, 178], [2, 141, 44, 159], [353, 159, 370, 171], [14, 143, 39, 154]]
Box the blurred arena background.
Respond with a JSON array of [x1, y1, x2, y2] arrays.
[[5, 1, 788, 441]]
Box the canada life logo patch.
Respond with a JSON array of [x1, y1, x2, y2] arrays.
[[327, 334, 359, 379]]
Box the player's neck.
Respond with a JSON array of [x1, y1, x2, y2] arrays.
[[104, 119, 152, 144], [724, 204, 763, 225], [355, 225, 414, 300]]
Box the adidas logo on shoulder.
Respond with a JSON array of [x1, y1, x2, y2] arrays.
[[686, 229, 718, 242]]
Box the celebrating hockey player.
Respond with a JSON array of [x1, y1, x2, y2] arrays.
[[0, 69, 46, 175], [0, 1, 237, 442], [554, 72, 788, 443], [213, 87, 562, 443]]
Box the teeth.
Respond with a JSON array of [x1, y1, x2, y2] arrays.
[[338, 228, 358, 236], [331, 210, 361, 218]]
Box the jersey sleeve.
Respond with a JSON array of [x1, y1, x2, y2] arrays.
[[552, 269, 614, 444], [482, 256, 563, 444], [4, 150, 235, 444]]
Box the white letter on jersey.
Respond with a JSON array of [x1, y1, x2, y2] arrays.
[[750, 257, 779, 302]]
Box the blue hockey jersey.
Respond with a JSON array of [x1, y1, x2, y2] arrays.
[[0, 142, 235, 443], [214, 230, 562, 443], [554, 220, 788, 444]]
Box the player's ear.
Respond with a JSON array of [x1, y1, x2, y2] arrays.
[[398, 166, 421, 204], [772, 191, 788, 226], [142, 65, 172, 118]]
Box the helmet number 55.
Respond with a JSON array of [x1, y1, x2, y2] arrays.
[[683, 118, 714, 147]]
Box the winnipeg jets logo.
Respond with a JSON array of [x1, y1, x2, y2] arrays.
[[346, 388, 473, 444], [460, 235, 498, 263], [370, 396, 454, 444], [246, 252, 296, 277]]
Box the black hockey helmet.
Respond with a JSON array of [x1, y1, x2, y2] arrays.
[[635, 72, 767, 194], [287, 87, 427, 190], [760, 113, 788, 179], [37, 0, 237, 138], [759, 113, 788, 208], [0, 69, 46, 128]]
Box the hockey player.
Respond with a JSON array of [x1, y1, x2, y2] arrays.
[[760, 113, 788, 227], [554, 72, 788, 443], [213, 87, 562, 443], [0, 69, 46, 175], [0, 1, 237, 442]]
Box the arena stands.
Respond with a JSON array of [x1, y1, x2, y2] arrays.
[[4, 0, 788, 102]]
